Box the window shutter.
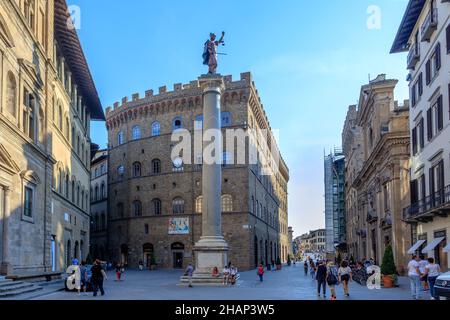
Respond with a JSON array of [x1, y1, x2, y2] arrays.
[[411, 85, 416, 106], [435, 42, 441, 71], [419, 117, 425, 149], [426, 60, 431, 85], [427, 107, 433, 141], [437, 95, 443, 131], [412, 127, 417, 155], [418, 73, 423, 96], [447, 24, 450, 54]]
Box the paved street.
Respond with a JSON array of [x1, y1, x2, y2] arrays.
[[33, 264, 416, 300]]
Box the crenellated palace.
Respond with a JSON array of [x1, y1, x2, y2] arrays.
[[105, 72, 289, 271]]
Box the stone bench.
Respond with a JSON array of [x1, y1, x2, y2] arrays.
[[6, 272, 62, 283]]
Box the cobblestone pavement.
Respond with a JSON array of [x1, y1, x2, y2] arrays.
[[33, 264, 419, 300]]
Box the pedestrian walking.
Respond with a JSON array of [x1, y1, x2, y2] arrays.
[[257, 264, 265, 282], [78, 261, 88, 296], [316, 260, 327, 298], [138, 260, 144, 271], [185, 263, 194, 288], [304, 261, 308, 276], [91, 259, 107, 297], [407, 255, 421, 300], [115, 263, 123, 281], [309, 261, 316, 280], [222, 265, 230, 285], [418, 255, 429, 291], [424, 258, 441, 300], [326, 261, 339, 300], [338, 260, 353, 297]]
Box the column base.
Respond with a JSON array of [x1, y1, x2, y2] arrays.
[[179, 236, 229, 286]]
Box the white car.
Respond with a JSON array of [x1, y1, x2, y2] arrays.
[[434, 271, 450, 300]]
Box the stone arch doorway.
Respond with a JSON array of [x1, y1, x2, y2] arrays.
[[143, 243, 154, 268], [171, 242, 184, 269], [120, 244, 128, 266]]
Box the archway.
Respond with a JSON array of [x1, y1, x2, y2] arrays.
[[143, 243, 154, 268], [171, 242, 185, 269]]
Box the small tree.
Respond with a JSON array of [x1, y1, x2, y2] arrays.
[[381, 245, 397, 275]]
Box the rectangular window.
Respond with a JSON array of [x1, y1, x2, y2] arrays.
[[427, 107, 433, 141], [418, 73, 423, 97], [23, 187, 33, 218], [437, 95, 443, 131], [426, 60, 431, 85], [412, 127, 418, 155], [435, 42, 441, 71], [419, 117, 425, 150], [411, 84, 417, 107]]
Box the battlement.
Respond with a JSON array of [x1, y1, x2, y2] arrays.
[[105, 72, 253, 118]]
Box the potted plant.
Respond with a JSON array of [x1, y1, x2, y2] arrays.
[[276, 257, 282, 270], [381, 245, 397, 288]]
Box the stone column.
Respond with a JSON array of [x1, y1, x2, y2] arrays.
[[1, 187, 11, 274], [187, 74, 229, 283]]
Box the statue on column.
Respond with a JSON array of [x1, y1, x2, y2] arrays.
[[202, 32, 225, 74]]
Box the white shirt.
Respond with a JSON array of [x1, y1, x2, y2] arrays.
[[418, 260, 428, 274], [425, 263, 440, 277], [408, 260, 420, 276], [338, 266, 352, 276], [223, 268, 230, 274]]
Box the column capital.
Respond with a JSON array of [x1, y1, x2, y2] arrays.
[[198, 74, 225, 93]]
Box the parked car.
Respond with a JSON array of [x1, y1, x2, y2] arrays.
[[63, 265, 93, 292], [434, 271, 450, 300]]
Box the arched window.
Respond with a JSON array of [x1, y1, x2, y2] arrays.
[[58, 105, 63, 130], [94, 185, 99, 201], [72, 180, 75, 202], [81, 190, 85, 209], [152, 199, 161, 215], [77, 185, 80, 206], [133, 162, 142, 177], [117, 165, 125, 180], [133, 200, 142, 217], [100, 183, 105, 199], [117, 131, 124, 145], [38, 107, 44, 142], [221, 194, 233, 212], [152, 159, 161, 174], [151, 121, 160, 136], [172, 116, 182, 130], [195, 196, 203, 213], [65, 175, 70, 198], [221, 112, 232, 127], [58, 168, 64, 193], [222, 152, 233, 166], [23, 91, 35, 139], [6, 72, 17, 117], [65, 117, 70, 139], [117, 203, 124, 218], [172, 197, 185, 214], [172, 157, 184, 172], [132, 125, 141, 140], [95, 215, 99, 231]]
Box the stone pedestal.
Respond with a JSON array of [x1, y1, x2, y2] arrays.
[[180, 74, 228, 286]]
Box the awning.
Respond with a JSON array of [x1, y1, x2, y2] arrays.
[[407, 240, 426, 254], [443, 243, 450, 253], [421, 237, 445, 254]]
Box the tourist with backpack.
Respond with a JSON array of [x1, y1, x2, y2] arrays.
[[327, 261, 339, 300]]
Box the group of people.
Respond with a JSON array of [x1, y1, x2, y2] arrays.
[[71, 258, 108, 297], [184, 263, 239, 288], [304, 258, 353, 300], [407, 255, 442, 300]]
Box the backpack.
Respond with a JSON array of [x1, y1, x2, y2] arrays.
[[327, 266, 338, 285]]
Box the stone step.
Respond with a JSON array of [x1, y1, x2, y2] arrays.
[[0, 282, 34, 292], [179, 275, 240, 286], [0, 285, 42, 298]]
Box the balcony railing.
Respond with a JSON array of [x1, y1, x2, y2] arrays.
[[407, 44, 420, 69], [403, 184, 450, 221], [421, 8, 438, 41]]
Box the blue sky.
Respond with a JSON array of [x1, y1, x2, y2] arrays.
[[68, 0, 410, 237]]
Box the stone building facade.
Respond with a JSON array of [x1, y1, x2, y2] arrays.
[[105, 72, 289, 271], [0, 0, 104, 276], [391, 0, 450, 271], [343, 74, 411, 273], [90, 149, 108, 261]]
